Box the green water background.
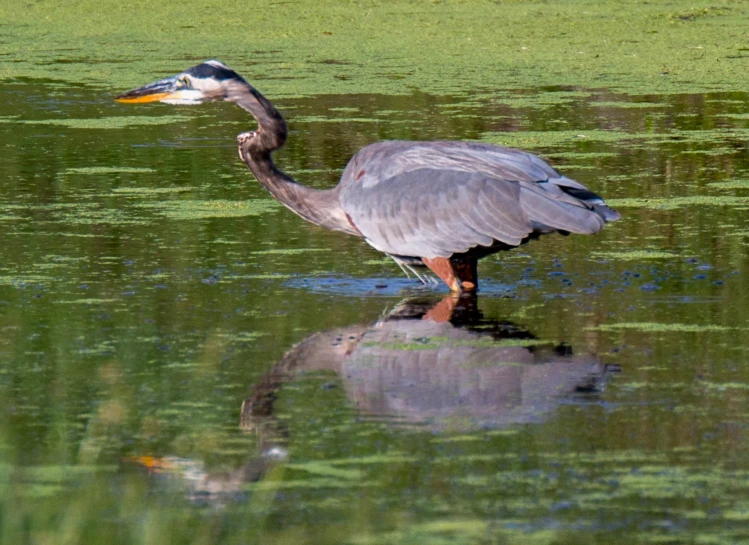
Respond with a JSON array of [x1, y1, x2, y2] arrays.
[[2, 0, 749, 543]]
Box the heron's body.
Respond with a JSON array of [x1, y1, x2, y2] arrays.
[[117, 60, 620, 292]]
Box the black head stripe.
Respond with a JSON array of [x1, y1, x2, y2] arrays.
[[186, 62, 242, 82]]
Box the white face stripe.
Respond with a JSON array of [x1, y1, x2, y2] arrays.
[[162, 89, 205, 105]]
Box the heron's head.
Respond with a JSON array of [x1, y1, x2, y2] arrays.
[[115, 60, 246, 105]]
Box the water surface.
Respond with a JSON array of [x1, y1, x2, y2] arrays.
[[1, 81, 749, 544]]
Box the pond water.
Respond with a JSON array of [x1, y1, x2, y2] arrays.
[[1, 79, 749, 544]]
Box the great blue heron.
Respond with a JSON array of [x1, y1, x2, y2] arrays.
[[116, 60, 620, 292]]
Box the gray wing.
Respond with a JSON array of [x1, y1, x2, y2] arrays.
[[339, 141, 619, 258]]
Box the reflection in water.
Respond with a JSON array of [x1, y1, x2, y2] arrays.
[[134, 295, 617, 504], [130, 449, 288, 506], [2, 78, 749, 543], [242, 295, 617, 434]]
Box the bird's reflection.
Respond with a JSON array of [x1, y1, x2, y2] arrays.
[[242, 294, 616, 437], [132, 294, 618, 504]]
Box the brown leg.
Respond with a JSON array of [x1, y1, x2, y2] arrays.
[[454, 259, 478, 291], [422, 257, 462, 292]]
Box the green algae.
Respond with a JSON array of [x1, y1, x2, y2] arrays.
[[547, 151, 618, 159], [321, 454, 418, 466], [681, 147, 738, 156], [708, 180, 749, 190], [56, 298, 118, 305], [606, 196, 749, 210], [139, 199, 279, 220], [486, 129, 627, 149], [111, 187, 193, 195], [591, 250, 679, 261], [494, 339, 550, 348], [54, 206, 148, 226], [63, 167, 155, 175], [251, 248, 329, 255], [286, 462, 363, 480], [703, 382, 749, 391], [719, 113, 749, 119], [293, 116, 388, 124], [0, 275, 52, 287], [593, 101, 664, 109], [487, 127, 749, 151], [17, 116, 192, 129], [588, 322, 733, 332], [215, 331, 265, 343], [431, 435, 482, 443], [4, 0, 749, 97]]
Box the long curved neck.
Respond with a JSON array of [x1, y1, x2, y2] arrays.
[[228, 81, 359, 236]]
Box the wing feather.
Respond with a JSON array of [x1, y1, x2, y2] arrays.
[[338, 141, 619, 259]]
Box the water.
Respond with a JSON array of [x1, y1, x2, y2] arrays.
[[2, 81, 749, 544]]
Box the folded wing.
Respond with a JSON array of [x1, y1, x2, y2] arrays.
[[339, 141, 619, 259]]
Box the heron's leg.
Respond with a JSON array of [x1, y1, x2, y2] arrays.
[[422, 257, 462, 292], [454, 259, 478, 291]]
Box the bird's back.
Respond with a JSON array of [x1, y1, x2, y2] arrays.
[[338, 141, 619, 259], [341, 140, 560, 190]]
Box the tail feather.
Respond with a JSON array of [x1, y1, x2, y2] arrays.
[[554, 181, 621, 224], [591, 203, 621, 222]]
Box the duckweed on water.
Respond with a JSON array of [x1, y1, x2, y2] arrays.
[[0, 275, 51, 287], [547, 151, 618, 159], [708, 180, 749, 190], [486, 130, 627, 149], [592, 101, 664, 109], [293, 116, 389, 124], [214, 331, 265, 343], [487, 128, 749, 150], [57, 298, 119, 305], [703, 382, 749, 391], [139, 199, 279, 220], [3, 0, 749, 96], [60, 167, 156, 176], [17, 116, 193, 129], [591, 250, 679, 261], [286, 462, 364, 480], [587, 322, 733, 332], [251, 248, 329, 255], [55, 206, 148, 225], [111, 187, 193, 195], [606, 196, 749, 210]]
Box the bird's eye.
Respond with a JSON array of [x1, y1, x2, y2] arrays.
[[180, 76, 191, 87]]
